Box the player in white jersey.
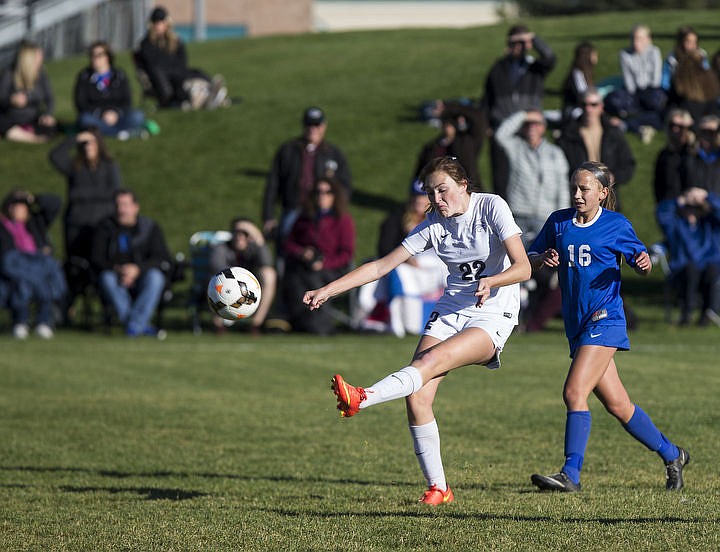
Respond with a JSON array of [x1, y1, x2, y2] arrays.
[[528, 161, 689, 493], [303, 156, 531, 505]]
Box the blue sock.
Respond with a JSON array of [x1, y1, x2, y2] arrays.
[[562, 410, 592, 485], [623, 404, 679, 463]]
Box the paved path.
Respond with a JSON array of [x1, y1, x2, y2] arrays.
[[314, 1, 508, 31]]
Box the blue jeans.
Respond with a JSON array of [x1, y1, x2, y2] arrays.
[[99, 268, 165, 333], [77, 109, 146, 137]]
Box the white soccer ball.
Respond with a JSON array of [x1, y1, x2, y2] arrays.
[[207, 266, 262, 320]]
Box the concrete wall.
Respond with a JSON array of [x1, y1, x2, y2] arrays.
[[153, 0, 313, 36]]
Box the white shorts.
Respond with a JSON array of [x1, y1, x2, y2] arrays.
[[422, 308, 516, 353]]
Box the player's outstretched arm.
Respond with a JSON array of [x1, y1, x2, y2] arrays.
[[304, 245, 412, 310], [632, 251, 652, 276]]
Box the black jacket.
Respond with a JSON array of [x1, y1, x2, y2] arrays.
[[653, 145, 693, 204], [73, 66, 133, 116], [557, 116, 636, 188], [262, 137, 352, 222], [484, 37, 556, 130], [91, 215, 171, 274]]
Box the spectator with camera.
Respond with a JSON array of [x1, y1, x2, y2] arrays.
[[91, 189, 171, 337], [49, 128, 122, 322], [484, 24, 556, 197], [209, 217, 277, 335], [0, 190, 66, 339], [656, 186, 720, 326], [282, 177, 355, 335]]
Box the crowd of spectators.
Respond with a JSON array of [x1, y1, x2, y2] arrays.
[[1, 14, 720, 338]]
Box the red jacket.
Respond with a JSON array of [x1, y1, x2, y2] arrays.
[[285, 212, 355, 271]]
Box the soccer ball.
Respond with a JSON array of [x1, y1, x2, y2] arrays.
[[207, 266, 262, 320]]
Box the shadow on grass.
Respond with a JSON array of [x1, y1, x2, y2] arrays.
[[59, 485, 207, 501], [259, 506, 713, 525]]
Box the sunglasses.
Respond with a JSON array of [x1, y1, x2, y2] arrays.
[[670, 123, 691, 131], [584, 101, 601, 107]]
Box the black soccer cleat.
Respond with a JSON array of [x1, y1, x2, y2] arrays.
[[531, 472, 581, 492], [665, 447, 690, 491]]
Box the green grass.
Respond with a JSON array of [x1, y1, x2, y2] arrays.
[[1, 9, 720, 550], [1, 329, 718, 550]]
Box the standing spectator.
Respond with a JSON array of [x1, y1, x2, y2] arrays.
[[209, 217, 277, 335], [49, 129, 122, 318], [283, 177, 355, 335], [0, 40, 57, 143], [74, 41, 148, 139], [137, 6, 227, 110], [262, 106, 352, 246], [495, 110, 569, 331], [91, 189, 171, 337], [653, 109, 695, 204], [656, 187, 720, 326], [604, 24, 667, 140], [414, 101, 487, 190], [484, 24, 556, 197], [561, 41, 598, 123], [558, 88, 636, 211], [0, 190, 66, 339]]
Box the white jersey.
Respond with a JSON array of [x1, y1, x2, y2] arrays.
[[402, 192, 522, 322]]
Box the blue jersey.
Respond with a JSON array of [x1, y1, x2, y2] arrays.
[[528, 207, 647, 341]]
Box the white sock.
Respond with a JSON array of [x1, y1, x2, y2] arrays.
[[410, 419, 446, 491], [360, 366, 423, 409]]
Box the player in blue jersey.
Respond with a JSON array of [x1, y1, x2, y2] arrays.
[[528, 161, 689, 492], [303, 156, 531, 505]]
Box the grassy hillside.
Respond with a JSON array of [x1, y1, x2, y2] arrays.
[[2, 9, 718, 263]]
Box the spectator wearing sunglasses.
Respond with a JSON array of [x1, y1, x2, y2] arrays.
[[687, 115, 720, 196], [557, 88, 636, 212]]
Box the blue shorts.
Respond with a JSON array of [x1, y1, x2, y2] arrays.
[[568, 324, 629, 358]]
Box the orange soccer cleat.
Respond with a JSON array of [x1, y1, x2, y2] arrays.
[[330, 374, 366, 417], [419, 485, 454, 505]]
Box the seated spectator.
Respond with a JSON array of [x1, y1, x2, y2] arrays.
[[283, 177, 355, 335], [604, 24, 667, 140], [91, 189, 171, 337], [561, 41, 598, 123], [357, 179, 448, 337], [670, 48, 720, 127], [662, 26, 708, 93], [414, 101, 487, 190], [49, 129, 122, 320], [74, 41, 149, 140], [137, 6, 228, 110], [687, 115, 720, 195], [0, 40, 57, 143], [0, 190, 66, 339], [653, 109, 695, 204], [558, 88, 636, 211], [656, 187, 720, 326], [208, 217, 277, 335]]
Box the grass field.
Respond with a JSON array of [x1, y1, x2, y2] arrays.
[[2, 328, 719, 550], [1, 8, 720, 551]]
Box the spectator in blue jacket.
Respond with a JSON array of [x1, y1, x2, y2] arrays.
[[656, 187, 720, 326]]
